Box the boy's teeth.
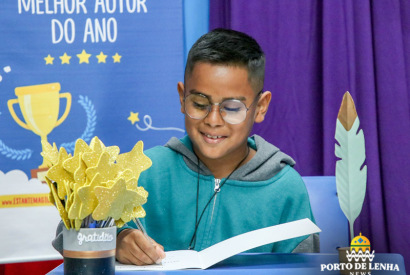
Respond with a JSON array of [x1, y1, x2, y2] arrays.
[[205, 134, 222, 139]]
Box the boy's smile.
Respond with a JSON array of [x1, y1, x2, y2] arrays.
[[178, 62, 271, 176]]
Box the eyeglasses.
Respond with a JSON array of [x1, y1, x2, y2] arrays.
[[183, 90, 262, 124]]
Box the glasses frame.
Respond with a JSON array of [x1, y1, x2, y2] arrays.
[[183, 90, 263, 125]]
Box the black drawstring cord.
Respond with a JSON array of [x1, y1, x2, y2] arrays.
[[190, 155, 200, 250], [188, 147, 250, 250]]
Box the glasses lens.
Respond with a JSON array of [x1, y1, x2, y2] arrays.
[[185, 94, 210, 119], [220, 100, 247, 124]]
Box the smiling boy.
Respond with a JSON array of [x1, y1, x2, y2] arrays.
[[114, 29, 319, 266]]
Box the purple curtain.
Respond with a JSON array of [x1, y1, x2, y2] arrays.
[[210, 0, 410, 270]]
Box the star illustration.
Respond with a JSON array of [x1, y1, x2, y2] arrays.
[[77, 49, 92, 64], [41, 140, 59, 165], [125, 176, 139, 190], [46, 147, 74, 199], [65, 192, 75, 228], [78, 173, 104, 219], [128, 112, 139, 124], [96, 51, 108, 63], [64, 180, 72, 201], [112, 53, 122, 63], [74, 153, 88, 185], [68, 183, 83, 221], [120, 178, 148, 223], [85, 151, 119, 183], [44, 176, 56, 207], [83, 137, 120, 167], [116, 141, 152, 180], [46, 177, 71, 229], [121, 196, 147, 223], [63, 139, 91, 174], [60, 53, 71, 64], [65, 191, 73, 213], [92, 177, 142, 220], [44, 54, 54, 65], [117, 169, 134, 182]]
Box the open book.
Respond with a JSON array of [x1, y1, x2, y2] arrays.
[[115, 218, 320, 271]]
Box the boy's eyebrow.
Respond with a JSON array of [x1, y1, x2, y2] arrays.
[[188, 89, 247, 102]]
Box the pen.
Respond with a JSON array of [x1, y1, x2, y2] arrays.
[[132, 217, 164, 264], [132, 217, 154, 246]]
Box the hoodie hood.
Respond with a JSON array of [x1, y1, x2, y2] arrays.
[[165, 135, 296, 181]]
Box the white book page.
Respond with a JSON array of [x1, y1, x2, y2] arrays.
[[199, 218, 320, 269], [116, 250, 202, 271], [115, 218, 320, 271]]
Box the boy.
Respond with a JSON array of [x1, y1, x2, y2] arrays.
[[115, 29, 318, 265]]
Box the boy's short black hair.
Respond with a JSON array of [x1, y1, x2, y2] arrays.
[[185, 28, 265, 92]]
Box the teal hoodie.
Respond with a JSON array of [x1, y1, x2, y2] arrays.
[[52, 135, 318, 254], [118, 135, 318, 252]]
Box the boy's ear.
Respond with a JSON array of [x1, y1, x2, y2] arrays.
[[254, 91, 272, 123], [177, 82, 185, 114]]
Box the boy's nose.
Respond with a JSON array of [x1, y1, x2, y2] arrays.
[[204, 105, 225, 127]]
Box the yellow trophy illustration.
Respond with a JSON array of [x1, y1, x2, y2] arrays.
[[8, 82, 71, 180]]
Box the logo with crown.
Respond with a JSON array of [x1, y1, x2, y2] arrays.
[[322, 232, 400, 274], [345, 233, 375, 272], [347, 233, 375, 262]]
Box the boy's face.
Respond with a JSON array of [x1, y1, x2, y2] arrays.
[[178, 62, 271, 164]]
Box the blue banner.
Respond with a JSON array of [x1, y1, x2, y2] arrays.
[[0, 0, 185, 177]]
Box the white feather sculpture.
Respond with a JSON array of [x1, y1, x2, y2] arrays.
[[335, 92, 367, 240]]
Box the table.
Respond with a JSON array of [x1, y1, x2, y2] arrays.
[[47, 253, 406, 275]]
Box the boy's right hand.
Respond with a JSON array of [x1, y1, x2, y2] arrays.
[[116, 229, 166, 266]]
